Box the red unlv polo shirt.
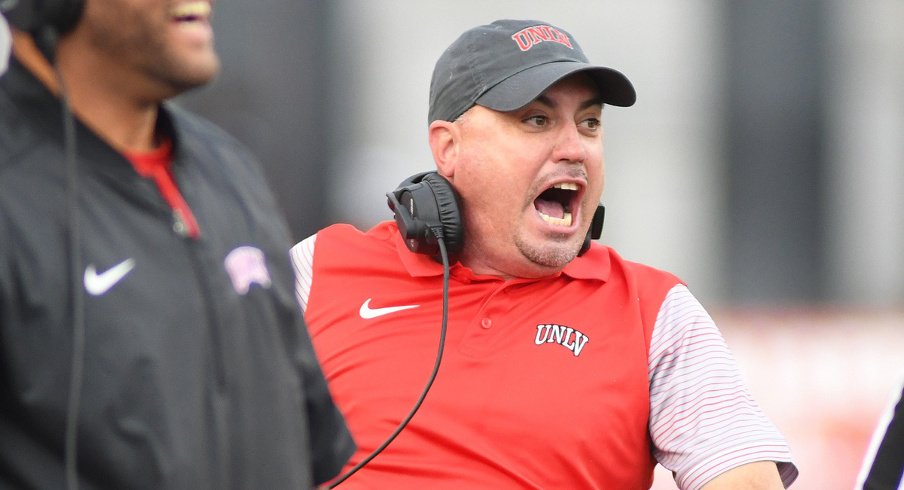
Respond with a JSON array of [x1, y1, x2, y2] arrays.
[[299, 222, 681, 489]]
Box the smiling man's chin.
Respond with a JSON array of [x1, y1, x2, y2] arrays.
[[155, 49, 219, 92]]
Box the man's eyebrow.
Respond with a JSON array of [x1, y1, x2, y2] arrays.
[[531, 94, 604, 110], [533, 94, 555, 108], [581, 98, 605, 111]]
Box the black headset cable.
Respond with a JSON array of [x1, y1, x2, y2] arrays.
[[46, 30, 84, 490], [327, 225, 451, 487]]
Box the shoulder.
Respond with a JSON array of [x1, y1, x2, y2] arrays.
[[291, 222, 397, 311], [606, 246, 683, 285], [296, 222, 408, 276], [312, 222, 398, 247], [582, 244, 684, 310], [291, 222, 380, 262], [577, 243, 683, 284], [0, 79, 50, 174], [0, 104, 30, 174]]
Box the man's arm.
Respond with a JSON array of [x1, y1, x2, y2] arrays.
[[648, 285, 798, 488], [290, 234, 318, 312], [701, 462, 785, 489]]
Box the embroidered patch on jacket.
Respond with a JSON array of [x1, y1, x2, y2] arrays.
[[224, 246, 272, 295], [535, 324, 589, 357]]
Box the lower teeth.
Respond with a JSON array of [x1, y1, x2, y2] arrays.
[[540, 212, 572, 226]]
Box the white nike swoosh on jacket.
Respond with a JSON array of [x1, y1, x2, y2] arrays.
[[84, 259, 135, 296]]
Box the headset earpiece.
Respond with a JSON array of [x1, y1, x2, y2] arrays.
[[2, 0, 85, 32], [386, 171, 463, 263], [2, 0, 85, 39]]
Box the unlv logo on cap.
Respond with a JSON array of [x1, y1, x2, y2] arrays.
[[510, 25, 574, 52]]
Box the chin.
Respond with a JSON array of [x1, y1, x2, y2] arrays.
[[519, 242, 580, 273], [171, 63, 220, 92], [188, 54, 220, 82]]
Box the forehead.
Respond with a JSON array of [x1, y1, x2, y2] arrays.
[[532, 72, 603, 106]]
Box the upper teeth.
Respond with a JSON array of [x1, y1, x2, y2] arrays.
[[172, 2, 210, 18], [554, 183, 578, 191]]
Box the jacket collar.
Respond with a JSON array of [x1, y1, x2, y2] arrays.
[[2, 58, 185, 212]]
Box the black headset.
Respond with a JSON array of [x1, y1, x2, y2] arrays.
[[386, 172, 465, 263], [1, 0, 83, 32], [2, 0, 84, 55], [386, 171, 605, 263]]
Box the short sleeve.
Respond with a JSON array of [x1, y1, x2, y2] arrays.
[[648, 285, 799, 489]]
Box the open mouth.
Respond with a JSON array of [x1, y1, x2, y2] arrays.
[[534, 182, 581, 227], [170, 2, 211, 24]]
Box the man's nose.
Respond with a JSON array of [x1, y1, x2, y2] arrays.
[[552, 122, 587, 164]]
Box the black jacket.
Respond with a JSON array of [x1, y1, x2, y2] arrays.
[[0, 59, 354, 489]]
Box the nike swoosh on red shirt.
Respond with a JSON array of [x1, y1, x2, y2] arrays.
[[359, 298, 420, 319]]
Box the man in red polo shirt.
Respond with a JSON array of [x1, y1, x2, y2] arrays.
[[292, 19, 798, 489]]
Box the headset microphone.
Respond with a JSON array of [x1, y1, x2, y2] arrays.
[[580, 203, 605, 256]]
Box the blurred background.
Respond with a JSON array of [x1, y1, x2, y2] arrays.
[[177, 1, 903, 488]]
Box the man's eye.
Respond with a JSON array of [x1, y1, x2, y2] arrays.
[[582, 117, 601, 130], [525, 115, 549, 127]]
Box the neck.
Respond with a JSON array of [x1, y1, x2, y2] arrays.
[[11, 31, 58, 93], [12, 30, 160, 152]]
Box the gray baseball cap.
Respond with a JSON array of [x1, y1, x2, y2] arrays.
[[428, 19, 636, 123]]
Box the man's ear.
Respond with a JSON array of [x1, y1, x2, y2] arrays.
[[428, 120, 458, 179]]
